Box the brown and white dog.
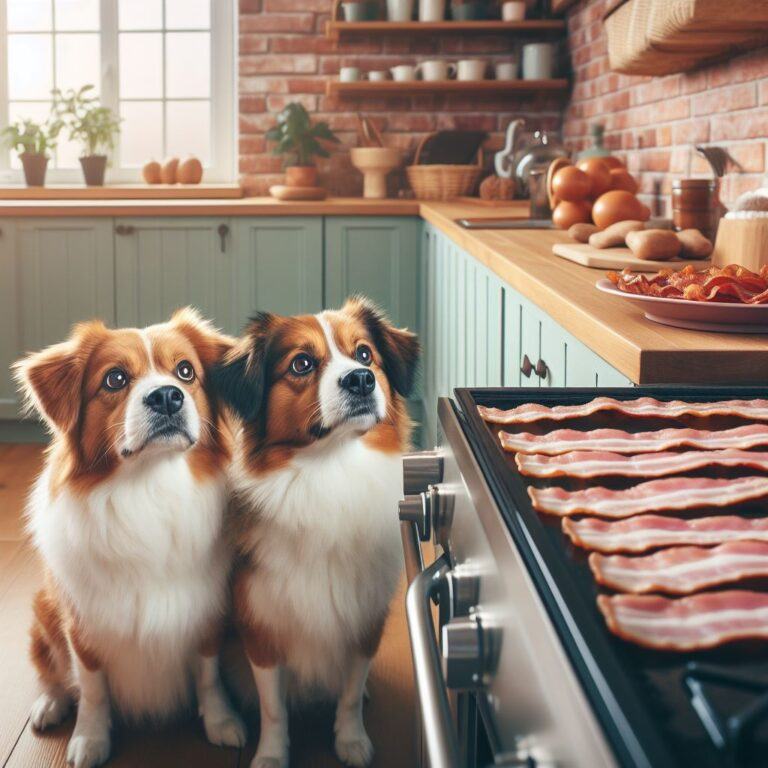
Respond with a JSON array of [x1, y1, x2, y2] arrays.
[[15, 308, 245, 768], [212, 297, 420, 768]]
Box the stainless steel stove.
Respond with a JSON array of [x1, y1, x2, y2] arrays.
[[399, 390, 768, 768]]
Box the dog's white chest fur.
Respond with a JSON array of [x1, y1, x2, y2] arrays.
[[28, 456, 229, 718], [234, 437, 404, 692]]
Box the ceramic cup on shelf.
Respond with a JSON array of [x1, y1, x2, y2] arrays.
[[522, 42, 555, 79], [494, 61, 519, 80], [387, 0, 414, 20], [367, 70, 389, 81], [501, 0, 526, 20], [456, 59, 487, 81], [340, 66, 361, 82], [419, 0, 445, 21], [390, 64, 418, 81], [416, 60, 456, 81], [342, 2, 367, 20]]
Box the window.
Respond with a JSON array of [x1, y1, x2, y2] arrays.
[[0, 0, 234, 182]]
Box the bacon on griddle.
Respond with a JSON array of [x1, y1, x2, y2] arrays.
[[517, 448, 768, 479], [597, 590, 768, 651], [499, 423, 768, 456], [530, 476, 768, 518], [562, 514, 768, 554], [478, 396, 768, 425], [589, 541, 768, 594]]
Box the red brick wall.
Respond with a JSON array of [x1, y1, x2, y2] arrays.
[[563, 0, 768, 215], [237, 0, 564, 195]]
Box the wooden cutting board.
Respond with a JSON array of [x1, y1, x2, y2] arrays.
[[552, 242, 712, 272], [269, 185, 327, 201]]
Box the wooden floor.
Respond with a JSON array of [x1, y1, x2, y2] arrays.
[[0, 444, 417, 768]]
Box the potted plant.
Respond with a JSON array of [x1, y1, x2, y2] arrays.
[[1, 117, 63, 187], [266, 103, 339, 188], [52, 85, 121, 186]]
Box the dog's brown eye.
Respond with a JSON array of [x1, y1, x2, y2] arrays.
[[355, 344, 373, 366], [290, 353, 314, 375], [103, 368, 129, 391], [176, 360, 195, 382]]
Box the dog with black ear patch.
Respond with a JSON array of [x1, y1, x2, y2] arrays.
[[212, 297, 420, 768]]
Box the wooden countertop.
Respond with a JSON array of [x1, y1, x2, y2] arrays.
[[421, 202, 768, 385]]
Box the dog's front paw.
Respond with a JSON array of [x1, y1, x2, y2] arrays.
[[66, 732, 111, 768], [335, 728, 374, 767], [204, 711, 247, 749], [30, 689, 72, 730]]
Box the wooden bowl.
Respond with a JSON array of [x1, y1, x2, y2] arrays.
[[712, 216, 768, 271], [350, 147, 401, 199]]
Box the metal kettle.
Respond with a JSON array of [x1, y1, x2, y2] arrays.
[[512, 129, 568, 196]]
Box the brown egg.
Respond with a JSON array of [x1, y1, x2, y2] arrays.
[[552, 165, 591, 202], [601, 155, 625, 170], [160, 156, 179, 184], [552, 199, 592, 230], [142, 160, 161, 184], [177, 156, 203, 184], [592, 190, 651, 229], [577, 157, 612, 198], [609, 167, 639, 194]]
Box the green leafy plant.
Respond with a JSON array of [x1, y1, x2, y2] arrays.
[[52, 85, 121, 157], [1, 116, 63, 157], [265, 103, 339, 167]]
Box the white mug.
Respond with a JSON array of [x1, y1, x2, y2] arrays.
[[416, 60, 456, 81], [387, 0, 414, 21], [501, 0, 526, 20], [419, 0, 445, 22], [456, 59, 487, 81], [390, 64, 417, 81], [367, 70, 389, 81], [522, 43, 555, 80], [340, 66, 361, 82], [494, 61, 518, 80]]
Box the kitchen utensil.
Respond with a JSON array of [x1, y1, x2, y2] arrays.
[[513, 129, 569, 196], [695, 145, 732, 178], [456, 59, 487, 81], [494, 61, 519, 80], [350, 147, 402, 198], [340, 66, 361, 82], [367, 70, 388, 81], [356, 115, 384, 147], [390, 64, 417, 81], [712, 217, 768, 272], [522, 42, 556, 79], [387, 0, 414, 20], [269, 185, 327, 201], [672, 178, 722, 241], [418, 0, 445, 21], [554, 242, 711, 271], [457, 217, 552, 229], [596, 278, 768, 332], [415, 130, 487, 165], [501, 0, 526, 20], [416, 60, 456, 81]]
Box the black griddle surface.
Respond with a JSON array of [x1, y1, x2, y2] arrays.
[[455, 386, 768, 768]]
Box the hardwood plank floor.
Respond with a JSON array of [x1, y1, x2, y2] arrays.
[[0, 445, 416, 767]]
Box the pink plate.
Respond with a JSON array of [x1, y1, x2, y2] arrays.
[[596, 279, 768, 334]]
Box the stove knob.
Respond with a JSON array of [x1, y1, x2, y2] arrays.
[[442, 614, 485, 690], [398, 493, 430, 541], [447, 569, 480, 618], [403, 450, 443, 495]]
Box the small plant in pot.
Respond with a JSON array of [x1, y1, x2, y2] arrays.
[[1, 117, 63, 187], [53, 85, 120, 186], [266, 103, 339, 188]]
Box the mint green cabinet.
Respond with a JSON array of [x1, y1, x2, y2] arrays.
[[231, 217, 323, 327]]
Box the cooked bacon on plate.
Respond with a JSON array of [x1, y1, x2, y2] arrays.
[[517, 448, 768, 479], [478, 396, 768, 425], [597, 590, 768, 651], [563, 514, 768, 554], [499, 423, 768, 456], [608, 263, 768, 304], [589, 541, 768, 594], [530, 476, 768, 518]]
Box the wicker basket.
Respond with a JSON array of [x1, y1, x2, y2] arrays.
[[406, 134, 483, 201]]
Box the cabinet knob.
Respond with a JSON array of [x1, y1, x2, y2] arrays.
[[520, 354, 533, 378], [217, 223, 229, 253], [535, 358, 548, 379], [115, 224, 135, 235]]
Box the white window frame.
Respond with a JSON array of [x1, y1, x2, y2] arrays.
[[0, 0, 235, 184]]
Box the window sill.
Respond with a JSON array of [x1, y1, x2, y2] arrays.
[[0, 184, 243, 201]]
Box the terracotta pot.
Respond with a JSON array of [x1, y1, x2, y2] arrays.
[[80, 155, 108, 186], [285, 165, 318, 187], [20, 153, 48, 187]]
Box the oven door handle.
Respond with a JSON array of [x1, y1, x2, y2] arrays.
[[404, 544, 461, 768]]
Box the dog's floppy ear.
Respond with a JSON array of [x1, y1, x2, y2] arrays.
[[210, 312, 274, 422], [13, 320, 106, 434], [347, 297, 421, 397], [170, 306, 235, 374]]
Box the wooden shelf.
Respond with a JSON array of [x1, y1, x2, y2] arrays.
[[0, 184, 243, 200], [326, 78, 569, 97], [325, 19, 565, 40]]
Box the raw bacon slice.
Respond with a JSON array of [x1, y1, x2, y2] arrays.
[[478, 396, 768, 425], [562, 514, 768, 554], [589, 541, 768, 594], [530, 476, 768, 518], [499, 423, 768, 456], [597, 591, 768, 651], [517, 448, 768, 479]]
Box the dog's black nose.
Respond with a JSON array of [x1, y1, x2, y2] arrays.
[[145, 385, 184, 416], [339, 368, 375, 397]]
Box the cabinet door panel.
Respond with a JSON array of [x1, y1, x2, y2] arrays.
[[502, 287, 521, 388], [519, 296, 541, 388], [0, 220, 19, 416], [539, 314, 567, 388]]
